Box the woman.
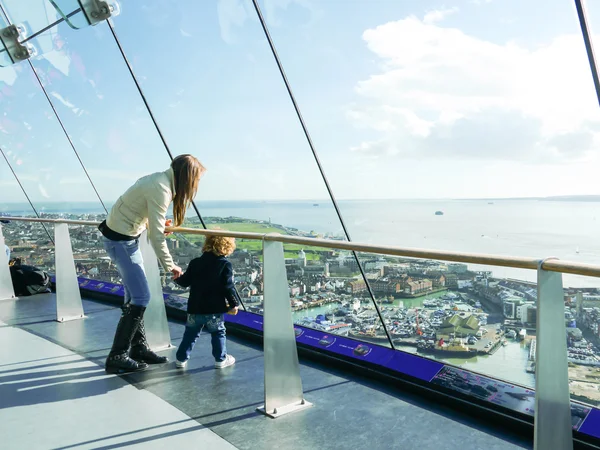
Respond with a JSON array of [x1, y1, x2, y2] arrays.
[[99, 154, 206, 374]]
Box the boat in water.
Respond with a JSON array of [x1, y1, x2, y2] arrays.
[[422, 299, 440, 308], [435, 211, 444, 216]]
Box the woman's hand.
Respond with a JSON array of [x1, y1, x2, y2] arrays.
[[227, 306, 239, 316], [164, 219, 173, 236], [171, 265, 183, 280]]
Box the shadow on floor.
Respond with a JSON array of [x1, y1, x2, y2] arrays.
[[0, 354, 264, 410]]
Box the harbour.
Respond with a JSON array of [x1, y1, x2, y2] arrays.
[[290, 290, 536, 388]]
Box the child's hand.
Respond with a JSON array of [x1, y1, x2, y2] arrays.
[[171, 265, 183, 279], [227, 306, 239, 316]]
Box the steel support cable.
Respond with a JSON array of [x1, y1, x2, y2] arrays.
[[105, 19, 207, 230], [0, 147, 54, 243], [574, 0, 600, 108], [250, 0, 395, 349]]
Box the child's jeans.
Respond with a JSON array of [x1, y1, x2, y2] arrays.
[[176, 314, 227, 362]]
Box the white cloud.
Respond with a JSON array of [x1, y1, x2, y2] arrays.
[[349, 16, 600, 163], [423, 7, 458, 25]]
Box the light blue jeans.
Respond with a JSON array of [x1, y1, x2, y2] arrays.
[[102, 237, 150, 307], [176, 314, 227, 363]]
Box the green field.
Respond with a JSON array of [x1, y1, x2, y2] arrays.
[[206, 222, 286, 234], [176, 222, 284, 244], [175, 221, 328, 260]]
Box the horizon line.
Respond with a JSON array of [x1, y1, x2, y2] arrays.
[[3, 194, 600, 204]]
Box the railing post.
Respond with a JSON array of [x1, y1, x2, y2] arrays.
[[54, 223, 85, 322], [535, 259, 573, 450], [257, 237, 312, 418], [138, 230, 171, 350], [0, 224, 15, 300]]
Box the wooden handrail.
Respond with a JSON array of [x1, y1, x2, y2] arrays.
[[2, 216, 599, 277]]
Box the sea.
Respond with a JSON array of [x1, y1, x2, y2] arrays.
[[3, 198, 600, 287]]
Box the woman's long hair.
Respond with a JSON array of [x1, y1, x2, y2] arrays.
[[171, 154, 206, 226]]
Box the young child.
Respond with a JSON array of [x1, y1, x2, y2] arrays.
[[175, 234, 240, 369]]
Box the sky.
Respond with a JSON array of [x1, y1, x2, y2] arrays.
[[1, 0, 600, 209]]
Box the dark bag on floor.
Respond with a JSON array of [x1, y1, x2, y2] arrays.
[[10, 264, 51, 296]]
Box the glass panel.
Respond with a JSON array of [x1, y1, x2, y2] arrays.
[[108, 0, 366, 312], [109, 1, 344, 226], [2, 220, 55, 274], [1, 3, 177, 290], [0, 4, 181, 288], [566, 274, 600, 409], [0, 12, 107, 216], [234, 0, 600, 384]]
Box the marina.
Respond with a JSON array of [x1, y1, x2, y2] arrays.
[[290, 290, 536, 388]]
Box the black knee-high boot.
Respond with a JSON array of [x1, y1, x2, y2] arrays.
[[130, 318, 169, 364], [105, 304, 149, 374]]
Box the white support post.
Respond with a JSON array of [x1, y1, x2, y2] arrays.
[[139, 230, 171, 351], [535, 260, 573, 450], [54, 223, 85, 322], [0, 224, 15, 300], [257, 238, 312, 418]]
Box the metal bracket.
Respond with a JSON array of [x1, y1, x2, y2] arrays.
[[534, 257, 573, 450], [0, 25, 34, 66], [55, 223, 85, 322], [139, 230, 172, 351], [257, 239, 313, 418], [78, 0, 118, 26], [0, 224, 15, 300]]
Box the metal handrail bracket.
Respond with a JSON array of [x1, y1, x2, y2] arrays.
[[138, 230, 171, 351], [534, 258, 573, 450], [0, 223, 15, 300], [257, 237, 312, 417], [55, 223, 85, 322]]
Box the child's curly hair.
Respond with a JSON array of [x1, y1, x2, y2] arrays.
[[202, 234, 236, 256]]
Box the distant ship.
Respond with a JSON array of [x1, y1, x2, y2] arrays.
[[435, 211, 444, 216], [313, 203, 319, 207]]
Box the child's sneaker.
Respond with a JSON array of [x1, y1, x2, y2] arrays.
[[175, 359, 187, 369], [215, 354, 235, 369]]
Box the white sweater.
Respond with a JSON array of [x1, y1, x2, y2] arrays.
[[106, 168, 176, 272]]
